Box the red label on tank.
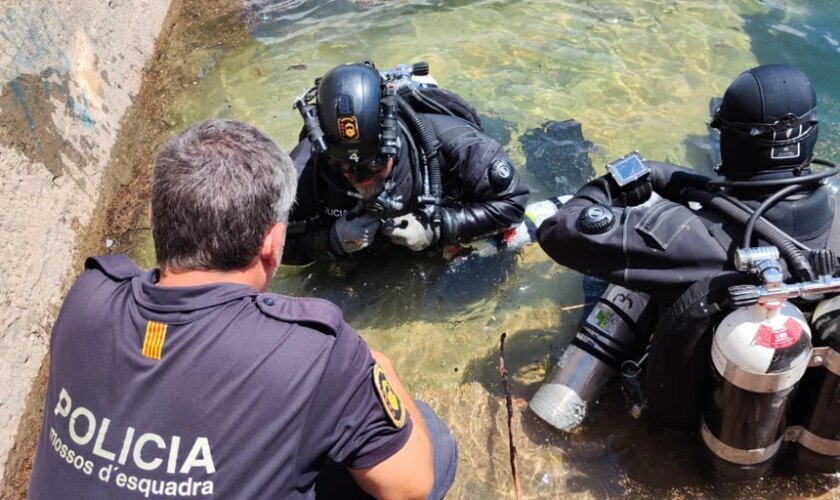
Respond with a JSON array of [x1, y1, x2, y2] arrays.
[[753, 318, 803, 349]]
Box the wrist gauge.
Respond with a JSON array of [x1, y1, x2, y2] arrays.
[[607, 151, 650, 188]]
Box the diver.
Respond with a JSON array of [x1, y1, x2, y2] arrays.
[[531, 64, 840, 457], [281, 61, 530, 265], [537, 63, 837, 305]]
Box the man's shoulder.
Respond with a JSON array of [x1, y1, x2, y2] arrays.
[[82, 254, 142, 282], [422, 112, 494, 154], [54, 255, 141, 325], [253, 293, 346, 338], [423, 111, 482, 131]]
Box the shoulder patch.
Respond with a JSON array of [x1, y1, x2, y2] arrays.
[[84, 255, 142, 281], [488, 158, 515, 192], [255, 294, 343, 336], [373, 363, 406, 429]]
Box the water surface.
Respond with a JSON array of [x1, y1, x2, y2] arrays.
[[134, 1, 840, 497]]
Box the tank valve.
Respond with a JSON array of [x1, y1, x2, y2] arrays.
[[412, 61, 430, 76], [729, 284, 761, 308], [734, 246, 780, 272], [735, 246, 784, 290]]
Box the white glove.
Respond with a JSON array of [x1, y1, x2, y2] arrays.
[[381, 213, 437, 251], [330, 214, 381, 254]]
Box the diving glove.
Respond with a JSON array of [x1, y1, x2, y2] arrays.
[[329, 214, 381, 255], [382, 213, 438, 251], [623, 180, 653, 207]]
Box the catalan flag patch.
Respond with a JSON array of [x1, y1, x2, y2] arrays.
[[142, 321, 168, 360]]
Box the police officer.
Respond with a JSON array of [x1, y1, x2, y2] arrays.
[[28, 119, 457, 499], [282, 61, 530, 265], [537, 64, 837, 306]]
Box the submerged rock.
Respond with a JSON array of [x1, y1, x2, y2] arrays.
[[520, 119, 595, 194], [480, 114, 516, 147]]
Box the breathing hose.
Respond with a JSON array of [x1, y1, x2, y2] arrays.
[[396, 95, 443, 217], [718, 193, 811, 252], [707, 158, 840, 189], [684, 189, 814, 281], [411, 88, 456, 117], [742, 183, 808, 249]]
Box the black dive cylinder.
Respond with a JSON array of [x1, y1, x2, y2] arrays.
[[792, 296, 840, 473], [700, 301, 812, 479]]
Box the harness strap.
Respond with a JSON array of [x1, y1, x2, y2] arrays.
[[571, 334, 623, 371], [573, 323, 628, 371]]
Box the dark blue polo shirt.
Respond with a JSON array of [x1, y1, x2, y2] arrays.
[[28, 255, 411, 499]]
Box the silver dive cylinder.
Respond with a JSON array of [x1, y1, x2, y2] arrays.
[[701, 299, 812, 480], [529, 285, 654, 432], [790, 295, 840, 473]]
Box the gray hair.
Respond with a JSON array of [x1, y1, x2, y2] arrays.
[[152, 119, 297, 271]]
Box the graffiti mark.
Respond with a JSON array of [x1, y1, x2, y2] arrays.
[[7, 79, 36, 132], [0, 3, 70, 82], [68, 91, 96, 128], [0, 3, 98, 177], [0, 71, 89, 178]]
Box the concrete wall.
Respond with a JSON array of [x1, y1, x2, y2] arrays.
[[0, 0, 171, 485]]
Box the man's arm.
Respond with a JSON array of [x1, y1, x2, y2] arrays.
[[430, 117, 530, 245], [300, 325, 435, 499], [646, 160, 712, 202], [536, 179, 629, 284], [282, 221, 332, 266], [281, 141, 332, 265], [537, 174, 730, 304], [349, 351, 433, 499]]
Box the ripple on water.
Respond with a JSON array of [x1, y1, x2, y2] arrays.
[[147, 0, 840, 497]]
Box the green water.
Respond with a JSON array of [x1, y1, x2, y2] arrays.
[[135, 0, 840, 497]]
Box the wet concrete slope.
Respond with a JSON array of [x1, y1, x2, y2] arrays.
[[0, 0, 171, 489]]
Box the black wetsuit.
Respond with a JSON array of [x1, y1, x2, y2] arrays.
[[537, 161, 838, 305], [282, 113, 529, 265]]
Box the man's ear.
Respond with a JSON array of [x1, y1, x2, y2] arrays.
[[260, 222, 287, 267]]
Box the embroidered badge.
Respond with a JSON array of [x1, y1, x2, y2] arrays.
[[142, 320, 168, 360], [338, 116, 360, 143], [373, 363, 406, 428]]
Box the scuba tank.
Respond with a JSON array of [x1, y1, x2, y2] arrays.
[[790, 295, 840, 473], [529, 284, 655, 432], [701, 252, 812, 479], [444, 196, 571, 260], [710, 245, 840, 479], [678, 159, 840, 479]]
